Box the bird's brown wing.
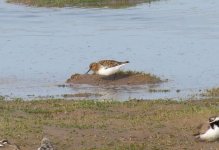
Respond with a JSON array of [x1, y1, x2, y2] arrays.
[[98, 60, 122, 68]]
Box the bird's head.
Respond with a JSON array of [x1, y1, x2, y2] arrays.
[[85, 62, 100, 74], [209, 116, 219, 123]]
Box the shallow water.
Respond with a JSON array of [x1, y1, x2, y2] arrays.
[[0, 0, 219, 100]]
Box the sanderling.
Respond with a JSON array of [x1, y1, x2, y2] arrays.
[[86, 60, 129, 76], [194, 116, 219, 141]]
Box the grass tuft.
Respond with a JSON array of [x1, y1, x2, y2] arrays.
[[7, 0, 159, 8], [201, 87, 219, 97]]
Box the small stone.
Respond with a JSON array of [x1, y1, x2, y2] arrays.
[[37, 137, 54, 150]]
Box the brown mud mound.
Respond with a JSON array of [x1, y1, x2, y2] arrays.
[[66, 71, 163, 86]]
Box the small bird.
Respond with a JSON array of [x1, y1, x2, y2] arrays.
[[194, 116, 219, 141], [37, 137, 54, 150], [86, 60, 129, 76], [0, 139, 20, 150]]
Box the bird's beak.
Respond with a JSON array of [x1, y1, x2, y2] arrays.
[[85, 68, 91, 74]]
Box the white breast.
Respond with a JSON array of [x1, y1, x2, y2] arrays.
[[200, 126, 219, 141], [97, 64, 125, 76]]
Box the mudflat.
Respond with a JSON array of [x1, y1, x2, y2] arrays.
[[0, 98, 219, 149]]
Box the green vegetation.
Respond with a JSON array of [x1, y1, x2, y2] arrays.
[[117, 70, 154, 76], [0, 98, 219, 149], [116, 70, 162, 81], [201, 87, 219, 97], [7, 0, 158, 8]]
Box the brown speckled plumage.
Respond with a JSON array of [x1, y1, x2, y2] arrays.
[[98, 60, 129, 68], [86, 60, 129, 75], [89, 63, 101, 72]]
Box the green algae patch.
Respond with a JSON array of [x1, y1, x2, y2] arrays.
[[7, 0, 159, 8]]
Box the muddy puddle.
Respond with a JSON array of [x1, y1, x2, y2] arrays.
[[1, 0, 219, 100]]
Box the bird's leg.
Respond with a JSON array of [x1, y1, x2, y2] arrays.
[[113, 74, 116, 80]]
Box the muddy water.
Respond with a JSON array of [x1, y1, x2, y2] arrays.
[[0, 0, 219, 100]]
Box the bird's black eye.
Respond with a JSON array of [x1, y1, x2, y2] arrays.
[[215, 120, 219, 126]]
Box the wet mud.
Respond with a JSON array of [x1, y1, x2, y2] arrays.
[[66, 71, 163, 86]]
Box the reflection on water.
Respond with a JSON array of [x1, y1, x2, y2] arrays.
[[71, 0, 159, 9], [0, 0, 219, 100]]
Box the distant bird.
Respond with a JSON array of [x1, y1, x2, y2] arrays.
[[37, 137, 54, 150], [86, 60, 129, 76], [0, 139, 20, 150], [194, 116, 219, 141]]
